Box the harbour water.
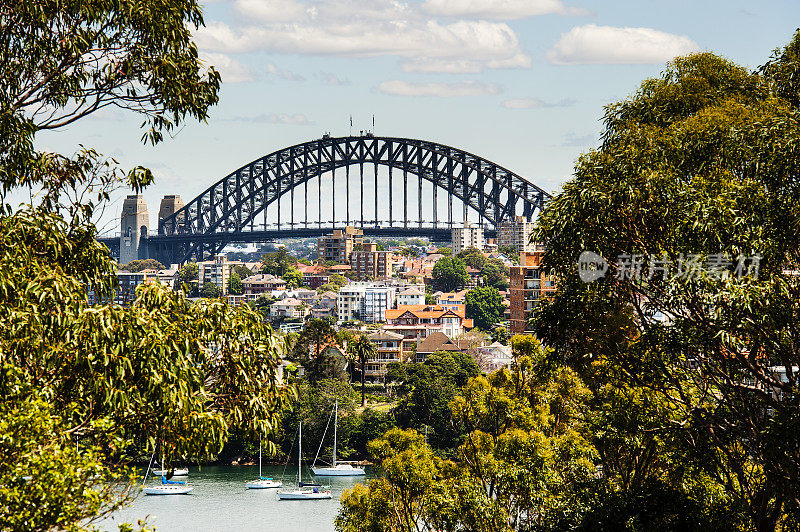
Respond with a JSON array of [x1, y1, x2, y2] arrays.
[[103, 465, 372, 531]]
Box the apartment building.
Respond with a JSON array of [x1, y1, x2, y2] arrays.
[[451, 222, 484, 254], [317, 226, 363, 263], [198, 254, 244, 295], [350, 242, 392, 280], [509, 250, 557, 334], [336, 283, 397, 323], [397, 287, 425, 306], [497, 215, 535, 253], [270, 298, 309, 319], [242, 274, 287, 300]]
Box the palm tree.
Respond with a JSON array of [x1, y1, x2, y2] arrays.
[[348, 334, 377, 407]]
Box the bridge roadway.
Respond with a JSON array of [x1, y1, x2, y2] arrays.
[[97, 225, 485, 262]]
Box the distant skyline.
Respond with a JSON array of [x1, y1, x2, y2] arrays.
[[26, 0, 800, 234]]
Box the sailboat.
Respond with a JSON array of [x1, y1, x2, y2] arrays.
[[245, 440, 282, 489], [152, 447, 188, 476], [142, 444, 193, 495], [143, 476, 194, 495], [277, 423, 332, 500], [311, 400, 365, 477]]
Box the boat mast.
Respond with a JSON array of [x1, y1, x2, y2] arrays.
[[333, 400, 338, 468], [258, 440, 262, 478], [298, 423, 302, 485]]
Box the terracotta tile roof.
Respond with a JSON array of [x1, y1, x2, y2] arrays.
[[384, 304, 466, 321], [416, 332, 461, 354]]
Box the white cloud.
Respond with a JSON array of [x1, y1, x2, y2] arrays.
[[201, 52, 255, 83], [195, 0, 530, 74], [547, 24, 700, 65], [501, 97, 576, 109], [378, 80, 501, 97], [265, 62, 305, 81], [221, 113, 314, 125], [319, 72, 351, 85], [233, 0, 308, 22], [422, 0, 589, 19]]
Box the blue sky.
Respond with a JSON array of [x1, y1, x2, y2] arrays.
[[32, 0, 800, 234]]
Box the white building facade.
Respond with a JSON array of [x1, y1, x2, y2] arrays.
[[451, 222, 485, 254]]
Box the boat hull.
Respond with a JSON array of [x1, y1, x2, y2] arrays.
[[311, 466, 365, 476], [245, 479, 283, 489], [152, 468, 188, 476], [277, 489, 332, 500], [143, 485, 194, 495]]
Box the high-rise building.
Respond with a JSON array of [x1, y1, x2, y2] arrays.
[[509, 250, 557, 334], [498, 215, 535, 253], [451, 222, 484, 254], [350, 241, 393, 280], [336, 282, 397, 323], [198, 254, 244, 295], [120, 195, 149, 265], [317, 226, 363, 263]]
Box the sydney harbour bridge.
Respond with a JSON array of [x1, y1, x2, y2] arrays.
[[99, 135, 551, 265]]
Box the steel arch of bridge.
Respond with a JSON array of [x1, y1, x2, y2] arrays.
[[158, 136, 550, 262]]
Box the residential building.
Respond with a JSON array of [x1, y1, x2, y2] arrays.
[[509, 250, 557, 334], [436, 290, 468, 311], [384, 304, 474, 354], [198, 254, 244, 295], [365, 331, 404, 383], [226, 294, 247, 306], [397, 287, 426, 306], [350, 242, 393, 280], [270, 298, 309, 319], [298, 264, 330, 289], [317, 226, 363, 263], [414, 332, 463, 362], [475, 342, 514, 372], [498, 215, 536, 253], [451, 222, 484, 254], [113, 271, 159, 305], [242, 274, 287, 300], [336, 283, 397, 323]]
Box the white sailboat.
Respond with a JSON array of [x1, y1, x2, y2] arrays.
[[311, 400, 365, 477], [245, 440, 282, 489], [277, 423, 332, 500], [152, 449, 188, 476], [143, 476, 194, 495]]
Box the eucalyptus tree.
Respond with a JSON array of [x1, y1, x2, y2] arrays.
[[532, 32, 800, 531]]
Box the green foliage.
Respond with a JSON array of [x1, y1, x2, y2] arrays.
[[436, 247, 452, 256], [531, 37, 800, 531], [431, 256, 469, 292], [283, 267, 303, 288], [233, 264, 254, 279], [348, 335, 378, 406], [480, 258, 509, 290], [465, 286, 504, 330], [0, 0, 219, 192], [496, 245, 519, 264], [456, 247, 487, 269], [292, 319, 346, 382], [260, 249, 297, 277], [200, 282, 223, 298], [122, 258, 166, 272], [388, 351, 479, 451], [179, 262, 198, 282], [228, 272, 243, 295]]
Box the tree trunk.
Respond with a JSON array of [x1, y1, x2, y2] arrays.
[[361, 359, 366, 407]]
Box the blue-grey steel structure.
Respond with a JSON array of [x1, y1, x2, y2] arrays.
[[111, 136, 550, 264]]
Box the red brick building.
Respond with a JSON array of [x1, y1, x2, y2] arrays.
[[509, 250, 556, 334]]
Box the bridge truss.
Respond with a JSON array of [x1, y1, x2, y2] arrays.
[[154, 136, 550, 264]]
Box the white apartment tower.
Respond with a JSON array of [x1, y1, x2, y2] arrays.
[[451, 222, 484, 254]]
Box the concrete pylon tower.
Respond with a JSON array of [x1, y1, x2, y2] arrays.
[[120, 195, 149, 265], [158, 195, 185, 235]]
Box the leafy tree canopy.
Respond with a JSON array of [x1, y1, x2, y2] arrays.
[[531, 35, 800, 531], [122, 258, 166, 272], [260, 248, 297, 277], [432, 256, 469, 292], [465, 286, 504, 330]]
